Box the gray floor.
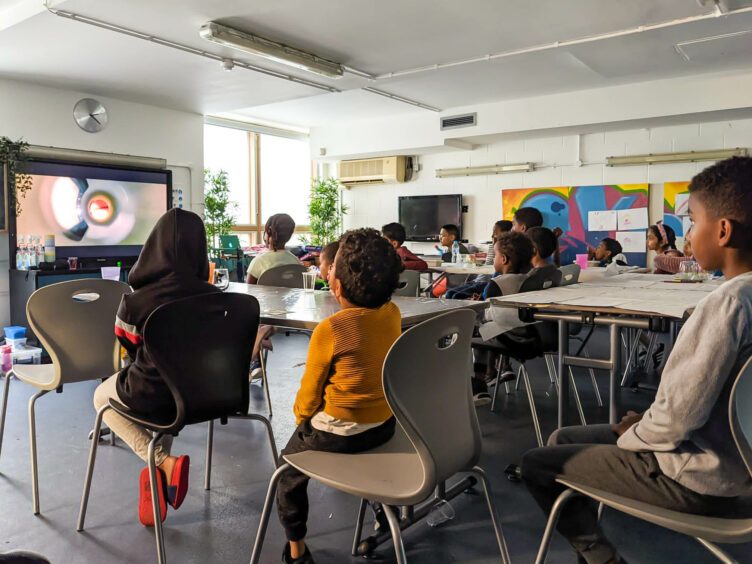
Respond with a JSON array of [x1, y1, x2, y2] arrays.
[[0, 329, 750, 563]]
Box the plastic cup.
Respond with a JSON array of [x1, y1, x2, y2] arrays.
[[575, 254, 588, 270], [426, 499, 455, 527], [213, 268, 230, 290], [67, 256, 78, 270], [302, 271, 316, 292]]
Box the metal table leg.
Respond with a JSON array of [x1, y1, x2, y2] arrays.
[[557, 319, 569, 429], [609, 324, 621, 424]]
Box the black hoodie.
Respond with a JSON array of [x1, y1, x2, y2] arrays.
[[114, 208, 219, 414]]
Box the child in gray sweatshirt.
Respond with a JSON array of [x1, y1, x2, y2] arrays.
[[521, 156, 752, 564]]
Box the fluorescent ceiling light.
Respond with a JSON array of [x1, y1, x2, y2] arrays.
[[200, 22, 344, 79], [606, 148, 747, 167], [436, 163, 534, 178]]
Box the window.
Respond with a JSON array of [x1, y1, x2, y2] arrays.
[[203, 123, 311, 244]]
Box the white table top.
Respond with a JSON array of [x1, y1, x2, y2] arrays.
[[491, 272, 723, 319], [429, 264, 495, 275], [227, 282, 487, 330]]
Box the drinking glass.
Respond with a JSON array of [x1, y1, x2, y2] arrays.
[[213, 267, 230, 290], [302, 270, 317, 292], [426, 499, 455, 527], [678, 260, 696, 280], [693, 262, 708, 281]]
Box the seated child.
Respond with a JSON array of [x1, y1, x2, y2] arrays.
[[647, 221, 683, 274], [93, 209, 218, 526], [382, 222, 427, 271], [314, 240, 339, 290], [446, 219, 511, 300], [247, 213, 301, 377], [511, 207, 543, 233], [482, 231, 535, 299], [521, 156, 752, 564], [472, 232, 535, 403], [246, 213, 300, 284], [438, 223, 469, 262], [526, 227, 563, 286], [277, 228, 403, 564], [653, 233, 693, 275], [589, 237, 628, 267]]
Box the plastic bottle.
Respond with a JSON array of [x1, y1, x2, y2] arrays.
[[451, 240, 460, 264], [0, 344, 11, 373]]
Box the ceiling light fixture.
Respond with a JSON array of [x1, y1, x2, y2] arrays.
[[200, 22, 344, 79], [436, 162, 535, 178], [606, 148, 747, 167]]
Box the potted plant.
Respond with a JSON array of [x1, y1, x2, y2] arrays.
[[304, 177, 348, 246], [0, 136, 33, 216], [203, 168, 237, 252]]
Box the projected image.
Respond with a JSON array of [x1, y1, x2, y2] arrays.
[[17, 175, 166, 245]]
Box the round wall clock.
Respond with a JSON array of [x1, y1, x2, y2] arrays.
[[73, 98, 108, 133]]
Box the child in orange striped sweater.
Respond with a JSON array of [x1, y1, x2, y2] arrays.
[[277, 228, 404, 564]]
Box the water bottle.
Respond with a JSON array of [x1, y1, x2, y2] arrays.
[[451, 240, 460, 264]]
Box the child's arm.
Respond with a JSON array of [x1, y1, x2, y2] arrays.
[[293, 320, 335, 424], [113, 296, 141, 355], [618, 290, 746, 451]]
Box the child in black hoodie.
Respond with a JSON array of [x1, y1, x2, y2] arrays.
[[93, 208, 219, 526]]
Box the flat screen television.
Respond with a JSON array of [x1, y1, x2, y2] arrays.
[[398, 194, 462, 242], [10, 159, 171, 262]]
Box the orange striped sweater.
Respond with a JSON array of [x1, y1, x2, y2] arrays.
[[294, 301, 401, 424]]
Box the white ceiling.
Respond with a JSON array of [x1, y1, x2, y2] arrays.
[[2, 0, 752, 128]]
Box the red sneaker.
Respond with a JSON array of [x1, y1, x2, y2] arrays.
[[165, 455, 190, 510], [139, 467, 167, 526]]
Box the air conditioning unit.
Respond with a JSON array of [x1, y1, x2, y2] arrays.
[[338, 156, 407, 186]]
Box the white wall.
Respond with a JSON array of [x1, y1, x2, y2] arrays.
[[340, 118, 752, 260], [0, 77, 204, 327]]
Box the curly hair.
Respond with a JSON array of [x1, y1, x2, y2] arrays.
[[381, 222, 406, 246], [335, 228, 402, 308], [689, 156, 752, 246], [600, 237, 623, 258], [495, 231, 535, 273]]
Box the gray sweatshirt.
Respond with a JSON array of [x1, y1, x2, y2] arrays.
[[618, 270, 752, 497]]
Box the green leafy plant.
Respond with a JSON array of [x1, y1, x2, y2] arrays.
[[203, 169, 237, 252], [303, 177, 348, 246], [0, 136, 33, 215]]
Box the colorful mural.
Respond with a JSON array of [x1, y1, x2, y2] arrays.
[[502, 184, 650, 266], [663, 181, 690, 237]]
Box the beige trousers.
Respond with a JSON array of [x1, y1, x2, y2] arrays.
[[93, 376, 173, 466]]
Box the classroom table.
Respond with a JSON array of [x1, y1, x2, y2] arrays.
[[227, 282, 488, 330], [489, 273, 723, 426]]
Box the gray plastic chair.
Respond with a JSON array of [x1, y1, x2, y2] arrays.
[[393, 270, 420, 297], [535, 356, 752, 564], [558, 264, 581, 286], [255, 262, 309, 416], [0, 279, 130, 514], [256, 263, 307, 288], [250, 309, 511, 564]]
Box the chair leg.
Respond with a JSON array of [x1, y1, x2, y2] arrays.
[[545, 354, 558, 393], [351, 498, 368, 556], [470, 466, 511, 564], [250, 463, 290, 564], [621, 329, 642, 387], [521, 365, 544, 448], [382, 498, 407, 564], [643, 331, 659, 375], [29, 388, 49, 515], [535, 489, 579, 564], [515, 366, 522, 391], [581, 350, 603, 407], [235, 414, 279, 464], [205, 420, 214, 491], [695, 538, 740, 564], [569, 368, 587, 426], [148, 433, 167, 564], [259, 349, 273, 418], [77, 405, 110, 531], [490, 361, 503, 412], [0, 369, 12, 461]]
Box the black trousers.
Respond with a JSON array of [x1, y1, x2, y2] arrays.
[[521, 425, 751, 564], [276, 417, 396, 541]]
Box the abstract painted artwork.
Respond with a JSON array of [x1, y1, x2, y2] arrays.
[[502, 184, 649, 266], [663, 181, 690, 236]]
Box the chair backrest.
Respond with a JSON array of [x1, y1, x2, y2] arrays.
[[382, 309, 479, 493], [519, 269, 551, 293], [256, 263, 307, 288], [558, 264, 581, 286], [26, 279, 131, 388], [729, 356, 752, 479], [143, 292, 260, 430], [393, 270, 420, 297]]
